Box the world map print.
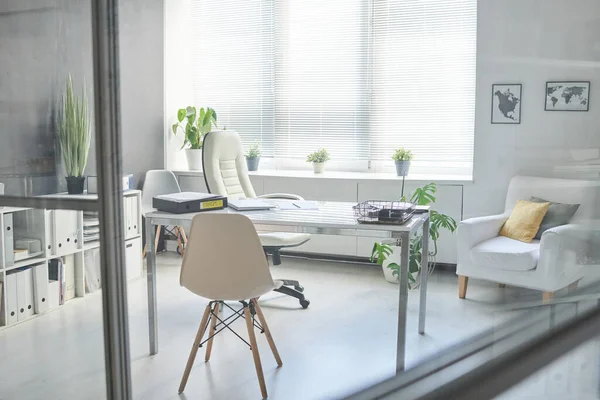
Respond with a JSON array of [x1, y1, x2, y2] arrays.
[[546, 82, 590, 111]]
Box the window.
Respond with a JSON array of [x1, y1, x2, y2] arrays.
[[180, 0, 477, 176]]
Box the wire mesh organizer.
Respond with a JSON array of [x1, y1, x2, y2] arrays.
[[353, 200, 416, 225]]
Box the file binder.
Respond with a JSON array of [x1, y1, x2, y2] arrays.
[[53, 210, 79, 254], [3, 214, 14, 267], [48, 259, 65, 305], [47, 280, 60, 310], [16, 268, 34, 320], [5, 273, 17, 325], [33, 264, 49, 313], [153, 192, 227, 214]]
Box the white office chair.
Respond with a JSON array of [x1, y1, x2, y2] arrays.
[[141, 170, 188, 256], [178, 213, 283, 399], [202, 130, 311, 308]]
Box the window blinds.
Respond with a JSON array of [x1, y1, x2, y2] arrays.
[[190, 0, 275, 155], [371, 0, 477, 173], [188, 0, 477, 174]]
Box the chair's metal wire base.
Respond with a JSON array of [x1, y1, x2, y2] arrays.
[[198, 301, 264, 350]]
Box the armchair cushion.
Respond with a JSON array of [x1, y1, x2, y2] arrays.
[[499, 200, 550, 243], [470, 236, 540, 271], [530, 196, 580, 240]]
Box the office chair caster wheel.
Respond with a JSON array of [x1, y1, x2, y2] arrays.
[[294, 285, 304, 293], [300, 299, 310, 309]]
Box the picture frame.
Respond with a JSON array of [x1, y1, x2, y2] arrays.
[[491, 83, 522, 124], [545, 81, 590, 111]]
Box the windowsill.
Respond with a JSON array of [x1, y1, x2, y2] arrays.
[[173, 169, 473, 184]]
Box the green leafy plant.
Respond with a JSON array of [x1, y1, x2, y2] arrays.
[[57, 75, 91, 177], [392, 148, 413, 162], [371, 183, 458, 287], [246, 142, 261, 159], [306, 148, 330, 163], [172, 106, 218, 149]]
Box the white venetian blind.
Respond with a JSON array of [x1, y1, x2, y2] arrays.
[[371, 0, 477, 174], [273, 0, 369, 160], [190, 0, 275, 155], [184, 0, 477, 174]]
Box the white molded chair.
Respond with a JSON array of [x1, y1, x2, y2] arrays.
[[457, 175, 599, 301], [141, 170, 188, 256], [201, 130, 311, 308], [178, 213, 283, 399]]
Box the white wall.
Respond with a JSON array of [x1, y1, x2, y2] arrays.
[[466, 0, 600, 218], [164, 0, 194, 170]]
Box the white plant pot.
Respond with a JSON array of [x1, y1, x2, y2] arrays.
[[312, 162, 325, 173], [185, 149, 203, 170], [382, 240, 401, 284]]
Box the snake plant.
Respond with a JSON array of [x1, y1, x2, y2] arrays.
[[57, 75, 91, 177]]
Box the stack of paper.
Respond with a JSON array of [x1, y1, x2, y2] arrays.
[[84, 212, 100, 242]]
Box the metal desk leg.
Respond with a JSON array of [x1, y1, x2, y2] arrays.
[[397, 231, 410, 373], [419, 216, 430, 335], [146, 218, 159, 355]]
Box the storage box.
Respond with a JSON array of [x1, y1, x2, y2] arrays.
[[153, 192, 227, 214]]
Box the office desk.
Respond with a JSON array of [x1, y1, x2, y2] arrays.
[[145, 202, 430, 372]]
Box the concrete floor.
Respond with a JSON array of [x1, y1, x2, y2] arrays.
[[0, 253, 594, 399]]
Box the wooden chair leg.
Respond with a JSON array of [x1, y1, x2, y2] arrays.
[[204, 303, 219, 362], [154, 224, 162, 254], [498, 283, 506, 288], [244, 304, 268, 399], [176, 226, 185, 256], [458, 275, 469, 299], [542, 292, 554, 302], [179, 304, 212, 394], [568, 281, 579, 294], [179, 226, 188, 245], [252, 299, 283, 367]]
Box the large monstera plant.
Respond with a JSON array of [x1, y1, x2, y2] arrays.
[[371, 183, 457, 287]]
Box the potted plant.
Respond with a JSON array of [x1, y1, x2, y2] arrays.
[[172, 106, 218, 170], [371, 183, 457, 286], [57, 75, 91, 195], [306, 148, 330, 173], [392, 148, 413, 176], [246, 142, 261, 171]]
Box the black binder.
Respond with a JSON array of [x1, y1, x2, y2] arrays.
[[152, 192, 227, 214]]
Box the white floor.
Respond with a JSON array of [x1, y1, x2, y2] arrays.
[[0, 253, 594, 400]]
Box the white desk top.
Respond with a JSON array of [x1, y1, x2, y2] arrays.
[[147, 201, 429, 233]]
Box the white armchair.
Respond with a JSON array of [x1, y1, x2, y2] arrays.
[[457, 175, 599, 301]]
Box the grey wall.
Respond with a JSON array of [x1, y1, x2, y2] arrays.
[[465, 0, 600, 218], [0, 0, 163, 195]]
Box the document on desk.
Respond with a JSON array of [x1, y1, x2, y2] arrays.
[[271, 200, 319, 210]]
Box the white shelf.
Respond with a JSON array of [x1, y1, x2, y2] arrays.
[[5, 255, 47, 271], [0, 190, 143, 331]]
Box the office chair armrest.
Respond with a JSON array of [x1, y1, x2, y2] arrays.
[[258, 193, 305, 200]]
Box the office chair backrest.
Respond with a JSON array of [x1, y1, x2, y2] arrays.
[[180, 213, 275, 300], [202, 130, 257, 199], [142, 170, 182, 214]]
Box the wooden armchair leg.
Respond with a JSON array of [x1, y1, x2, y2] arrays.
[[458, 275, 469, 299]]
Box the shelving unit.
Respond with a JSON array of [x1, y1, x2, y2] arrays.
[[0, 190, 142, 330]]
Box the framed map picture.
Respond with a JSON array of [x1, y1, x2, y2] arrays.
[[545, 81, 590, 111], [491, 84, 522, 124]]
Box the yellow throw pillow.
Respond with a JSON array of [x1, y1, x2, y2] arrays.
[[499, 200, 550, 243]]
